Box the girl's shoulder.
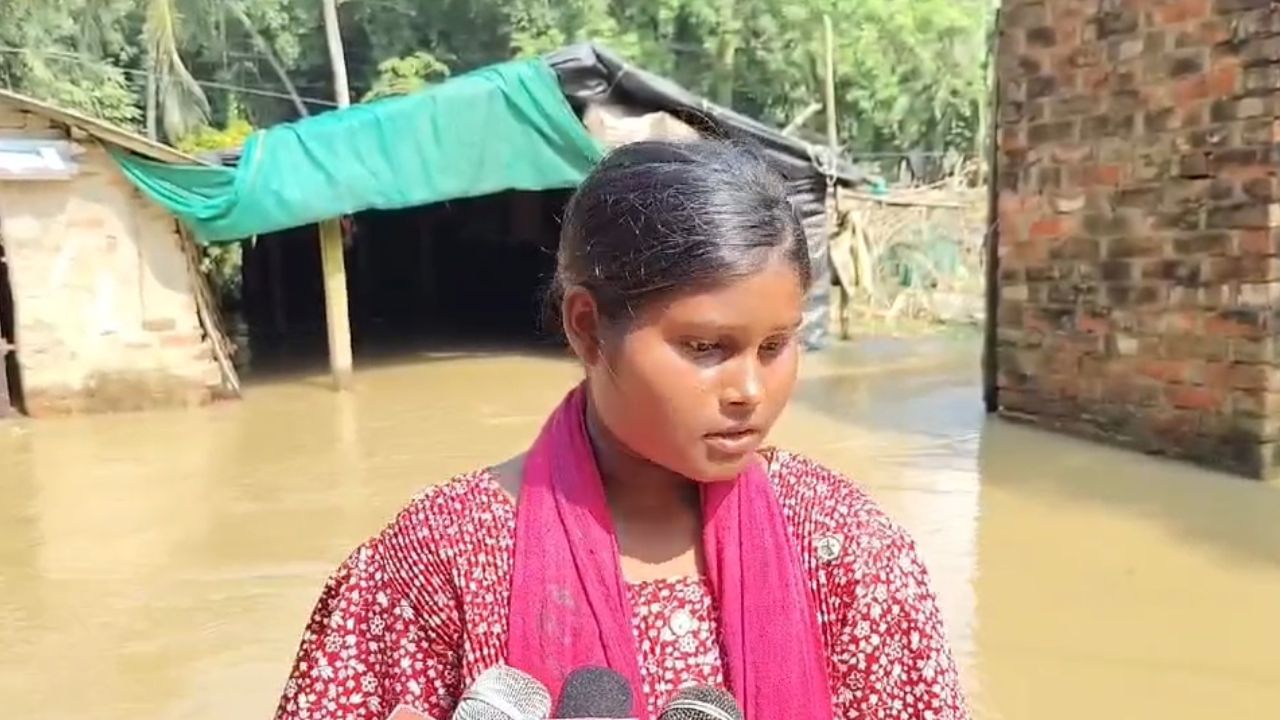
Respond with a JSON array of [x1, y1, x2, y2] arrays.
[[380, 466, 517, 550], [368, 467, 517, 588], [764, 448, 915, 567]]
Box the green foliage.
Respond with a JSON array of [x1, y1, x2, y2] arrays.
[[145, 0, 211, 140], [175, 115, 255, 155], [0, 0, 142, 127], [1, 0, 996, 157], [173, 109, 256, 307], [362, 52, 450, 102]]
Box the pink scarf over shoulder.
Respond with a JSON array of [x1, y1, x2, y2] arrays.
[[507, 385, 833, 720]]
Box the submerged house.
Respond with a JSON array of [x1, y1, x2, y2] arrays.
[[0, 90, 231, 417], [3, 45, 861, 414], [170, 45, 863, 374]]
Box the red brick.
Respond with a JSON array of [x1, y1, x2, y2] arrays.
[[1232, 390, 1280, 418], [1173, 76, 1210, 104], [1156, 0, 1210, 25], [1198, 361, 1233, 389], [1001, 125, 1027, 151], [1076, 313, 1110, 335], [1084, 164, 1124, 187], [1029, 216, 1070, 240], [1230, 364, 1280, 391], [1167, 384, 1223, 411], [1220, 163, 1272, 182], [1239, 230, 1273, 255], [1205, 310, 1270, 339], [142, 318, 176, 333], [1196, 18, 1232, 46], [1162, 311, 1202, 334], [1138, 359, 1186, 383], [1010, 240, 1050, 266], [160, 333, 204, 349]]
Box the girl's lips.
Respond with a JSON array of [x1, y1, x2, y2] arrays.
[[703, 428, 761, 455]]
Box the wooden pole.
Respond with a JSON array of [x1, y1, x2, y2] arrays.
[[320, 219, 354, 389], [824, 15, 838, 162], [983, 10, 1002, 413], [320, 0, 354, 389], [823, 14, 850, 339]]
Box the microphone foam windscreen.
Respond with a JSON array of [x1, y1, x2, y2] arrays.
[[456, 665, 553, 720], [554, 667, 635, 718], [656, 686, 742, 720]]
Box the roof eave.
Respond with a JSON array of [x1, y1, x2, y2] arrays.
[[0, 88, 205, 166]]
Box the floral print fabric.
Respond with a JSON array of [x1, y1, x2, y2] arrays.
[[275, 450, 969, 720]]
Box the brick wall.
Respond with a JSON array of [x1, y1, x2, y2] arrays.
[[0, 100, 221, 415], [996, 0, 1280, 478]]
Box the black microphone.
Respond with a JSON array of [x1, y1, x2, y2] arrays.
[[553, 667, 636, 719], [656, 686, 742, 720]]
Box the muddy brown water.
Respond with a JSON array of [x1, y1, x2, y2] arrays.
[[2, 337, 1278, 719]]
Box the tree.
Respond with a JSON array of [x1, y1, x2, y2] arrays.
[[0, 0, 141, 127], [362, 52, 449, 102], [143, 0, 210, 140], [1, 0, 996, 158]]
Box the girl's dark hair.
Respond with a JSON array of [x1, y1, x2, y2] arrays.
[[547, 140, 811, 330]]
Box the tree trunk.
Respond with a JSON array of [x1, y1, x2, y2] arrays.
[[145, 63, 158, 141], [229, 2, 309, 117], [712, 0, 738, 107], [321, 0, 351, 109]]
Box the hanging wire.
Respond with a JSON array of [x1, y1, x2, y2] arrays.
[[0, 46, 339, 108]]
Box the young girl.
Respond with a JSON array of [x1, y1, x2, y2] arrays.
[[275, 141, 968, 720]]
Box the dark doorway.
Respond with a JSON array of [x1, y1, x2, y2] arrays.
[[0, 231, 23, 415], [239, 189, 571, 374]]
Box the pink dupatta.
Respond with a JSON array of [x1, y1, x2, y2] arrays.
[[507, 385, 833, 720]]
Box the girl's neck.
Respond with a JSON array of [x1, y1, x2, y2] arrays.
[[584, 401, 698, 521]]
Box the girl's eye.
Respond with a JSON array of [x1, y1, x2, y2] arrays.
[[684, 340, 719, 356], [760, 335, 793, 357]]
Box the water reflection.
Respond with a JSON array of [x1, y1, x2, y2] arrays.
[[1, 339, 1278, 720]]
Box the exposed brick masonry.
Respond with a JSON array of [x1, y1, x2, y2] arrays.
[[996, 0, 1280, 478]]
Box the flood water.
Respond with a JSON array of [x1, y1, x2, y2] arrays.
[[2, 336, 1278, 719]]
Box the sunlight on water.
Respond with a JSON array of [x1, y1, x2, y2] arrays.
[[1, 338, 1277, 719]]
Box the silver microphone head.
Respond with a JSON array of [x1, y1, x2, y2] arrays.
[[454, 665, 553, 720], [657, 686, 742, 720]]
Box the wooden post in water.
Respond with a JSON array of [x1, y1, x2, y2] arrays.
[[320, 0, 354, 390], [319, 219, 353, 389], [983, 10, 1002, 413]]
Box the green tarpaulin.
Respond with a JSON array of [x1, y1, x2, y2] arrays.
[[112, 59, 603, 245]]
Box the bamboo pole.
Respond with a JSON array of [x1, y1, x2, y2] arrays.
[[824, 16, 838, 162], [320, 0, 354, 390], [319, 219, 353, 389], [823, 14, 850, 339]]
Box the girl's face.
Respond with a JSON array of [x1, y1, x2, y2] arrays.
[[565, 257, 806, 481]]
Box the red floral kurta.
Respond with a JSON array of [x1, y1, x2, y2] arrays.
[[275, 450, 968, 720]]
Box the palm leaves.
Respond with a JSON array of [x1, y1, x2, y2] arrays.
[[144, 0, 210, 141]]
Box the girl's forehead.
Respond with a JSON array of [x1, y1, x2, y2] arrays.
[[642, 263, 807, 328]]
